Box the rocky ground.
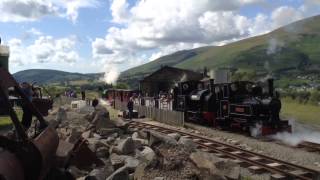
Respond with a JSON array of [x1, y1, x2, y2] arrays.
[[43, 101, 278, 180], [141, 119, 320, 171]]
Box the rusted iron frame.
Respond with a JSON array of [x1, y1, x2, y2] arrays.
[[0, 68, 59, 180], [14, 85, 48, 128], [0, 68, 48, 129], [0, 135, 43, 180], [0, 84, 27, 140]]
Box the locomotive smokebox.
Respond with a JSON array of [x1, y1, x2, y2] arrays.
[[268, 78, 274, 97], [209, 79, 214, 93]]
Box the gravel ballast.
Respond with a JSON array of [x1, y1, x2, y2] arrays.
[[139, 119, 320, 171]]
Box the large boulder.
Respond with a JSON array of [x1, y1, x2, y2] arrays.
[[138, 131, 148, 139], [113, 137, 135, 155], [131, 132, 139, 139], [178, 136, 197, 151], [66, 128, 82, 144], [132, 132, 148, 149], [146, 130, 177, 146], [82, 130, 93, 139], [96, 147, 110, 159], [167, 133, 181, 141], [136, 146, 157, 166], [189, 151, 240, 179], [91, 110, 114, 130], [113, 118, 129, 129], [98, 128, 122, 137], [106, 133, 119, 144], [86, 137, 108, 152], [124, 156, 140, 172], [79, 105, 95, 114], [84, 111, 96, 122], [110, 153, 129, 170], [68, 166, 86, 179], [154, 177, 164, 180], [133, 162, 148, 180], [85, 167, 110, 180], [106, 166, 129, 180], [56, 107, 67, 123]]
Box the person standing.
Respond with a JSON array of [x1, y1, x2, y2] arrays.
[[20, 82, 34, 130], [127, 97, 134, 120], [81, 90, 86, 100]]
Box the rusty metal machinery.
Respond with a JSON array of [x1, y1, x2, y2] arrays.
[[0, 67, 59, 180]]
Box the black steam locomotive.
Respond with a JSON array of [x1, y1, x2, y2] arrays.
[[173, 78, 291, 136]]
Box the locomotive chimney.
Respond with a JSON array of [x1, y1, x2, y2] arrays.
[[268, 78, 274, 97], [209, 79, 214, 93]]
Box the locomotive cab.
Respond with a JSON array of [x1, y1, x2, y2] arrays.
[[174, 78, 291, 136]]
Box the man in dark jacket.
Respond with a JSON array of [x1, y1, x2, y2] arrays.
[[20, 82, 33, 129], [127, 97, 134, 120], [81, 90, 86, 100]]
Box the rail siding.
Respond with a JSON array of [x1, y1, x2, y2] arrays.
[[114, 100, 184, 127]]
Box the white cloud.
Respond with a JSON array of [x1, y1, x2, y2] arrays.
[[271, 6, 304, 28], [111, 0, 129, 23], [28, 28, 42, 36], [56, 0, 99, 23], [199, 11, 251, 42], [0, 0, 98, 22], [0, 0, 58, 22], [91, 0, 320, 76], [9, 35, 80, 67], [93, 0, 269, 71]]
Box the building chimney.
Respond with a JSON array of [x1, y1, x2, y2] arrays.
[[209, 79, 215, 93], [268, 78, 274, 97]]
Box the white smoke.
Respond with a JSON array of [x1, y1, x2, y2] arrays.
[[267, 38, 284, 55], [209, 70, 214, 79], [271, 119, 320, 146], [180, 73, 187, 82], [172, 73, 188, 88], [102, 65, 120, 84], [99, 98, 110, 106], [250, 123, 262, 138]]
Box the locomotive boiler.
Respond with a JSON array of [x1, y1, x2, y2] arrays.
[[174, 78, 291, 136]]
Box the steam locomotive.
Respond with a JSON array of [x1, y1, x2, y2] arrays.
[[173, 78, 291, 136]]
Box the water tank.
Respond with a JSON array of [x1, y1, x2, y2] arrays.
[[0, 45, 9, 71]]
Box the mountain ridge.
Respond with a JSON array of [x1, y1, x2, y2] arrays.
[[119, 15, 320, 88], [13, 69, 103, 85]]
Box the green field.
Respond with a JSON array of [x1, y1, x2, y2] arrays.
[[0, 109, 22, 130], [281, 98, 320, 126]]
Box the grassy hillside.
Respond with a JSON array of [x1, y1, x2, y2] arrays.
[[13, 69, 103, 85], [281, 98, 320, 126], [119, 15, 320, 87], [119, 47, 211, 87]]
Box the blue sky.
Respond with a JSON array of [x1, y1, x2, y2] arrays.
[[0, 0, 319, 82]]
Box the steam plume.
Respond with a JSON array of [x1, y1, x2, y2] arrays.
[[267, 38, 284, 55], [271, 119, 320, 146], [102, 65, 119, 84], [180, 73, 187, 82]]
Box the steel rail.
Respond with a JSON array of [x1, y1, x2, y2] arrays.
[[297, 141, 320, 153], [128, 121, 320, 180]]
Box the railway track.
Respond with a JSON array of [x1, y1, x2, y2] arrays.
[[297, 141, 320, 154], [128, 121, 320, 180]]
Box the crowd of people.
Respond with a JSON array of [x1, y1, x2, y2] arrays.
[[64, 89, 77, 98]]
